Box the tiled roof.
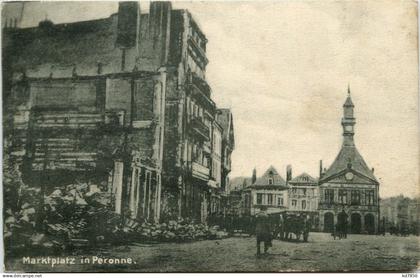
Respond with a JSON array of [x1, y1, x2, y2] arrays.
[[321, 144, 378, 183], [289, 172, 318, 185], [251, 166, 287, 188]]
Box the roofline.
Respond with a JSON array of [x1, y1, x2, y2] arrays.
[[22, 71, 159, 83], [319, 168, 379, 185]]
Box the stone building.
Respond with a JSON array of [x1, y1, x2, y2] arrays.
[[3, 1, 234, 223], [318, 89, 380, 234], [287, 171, 320, 229], [242, 166, 289, 215], [160, 7, 234, 223]]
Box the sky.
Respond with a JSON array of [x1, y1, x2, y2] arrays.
[[4, 0, 419, 198]]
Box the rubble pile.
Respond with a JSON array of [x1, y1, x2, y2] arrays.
[[5, 179, 229, 256], [115, 220, 229, 243], [4, 181, 43, 255]]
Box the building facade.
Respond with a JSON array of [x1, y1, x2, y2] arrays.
[[318, 90, 380, 234], [287, 172, 320, 229], [150, 4, 235, 223], [242, 166, 289, 216]]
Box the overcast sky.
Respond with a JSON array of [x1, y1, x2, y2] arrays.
[[6, 0, 419, 198]]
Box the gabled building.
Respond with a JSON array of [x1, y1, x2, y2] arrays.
[[318, 89, 380, 234], [242, 166, 288, 215]]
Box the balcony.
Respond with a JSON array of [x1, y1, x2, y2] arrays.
[[191, 73, 211, 98], [189, 116, 210, 141], [192, 161, 210, 180]]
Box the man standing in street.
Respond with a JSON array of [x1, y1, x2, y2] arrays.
[[255, 206, 272, 256]]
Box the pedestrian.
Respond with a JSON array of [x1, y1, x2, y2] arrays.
[[255, 206, 272, 256]]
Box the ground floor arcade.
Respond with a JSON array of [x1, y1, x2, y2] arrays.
[[320, 209, 378, 234]]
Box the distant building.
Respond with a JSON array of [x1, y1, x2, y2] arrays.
[[318, 89, 380, 234], [287, 171, 320, 229], [242, 166, 288, 215], [216, 109, 235, 193], [381, 196, 420, 231]]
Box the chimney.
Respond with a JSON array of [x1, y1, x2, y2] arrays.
[[149, 1, 172, 65], [252, 168, 257, 184], [286, 165, 292, 182], [116, 1, 140, 49], [319, 160, 323, 178], [371, 167, 374, 174]]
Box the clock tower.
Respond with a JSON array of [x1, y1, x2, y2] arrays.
[[318, 87, 380, 235], [342, 86, 356, 147]]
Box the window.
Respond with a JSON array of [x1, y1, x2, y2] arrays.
[[268, 178, 273, 185], [351, 190, 360, 205], [339, 189, 348, 204], [302, 200, 306, 210], [257, 193, 263, 205], [267, 194, 273, 205], [325, 189, 334, 204], [366, 190, 375, 205], [245, 194, 251, 207], [278, 197, 283, 206], [292, 199, 297, 207]]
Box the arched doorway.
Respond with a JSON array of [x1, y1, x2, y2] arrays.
[[351, 213, 362, 234], [324, 212, 334, 233], [338, 211, 349, 234], [365, 213, 375, 234]]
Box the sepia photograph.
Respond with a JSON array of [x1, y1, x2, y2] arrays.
[[1, 0, 419, 273]]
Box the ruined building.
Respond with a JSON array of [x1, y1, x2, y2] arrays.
[[318, 89, 380, 234], [3, 1, 234, 223]]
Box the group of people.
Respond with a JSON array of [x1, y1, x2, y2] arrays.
[[254, 207, 312, 256]]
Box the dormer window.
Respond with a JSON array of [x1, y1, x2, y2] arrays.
[[268, 178, 273, 185]]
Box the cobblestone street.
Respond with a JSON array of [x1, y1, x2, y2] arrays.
[[6, 233, 419, 272]]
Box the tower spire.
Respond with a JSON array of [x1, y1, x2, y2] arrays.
[[342, 87, 356, 146]]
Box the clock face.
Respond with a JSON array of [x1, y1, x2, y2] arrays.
[[345, 172, 354, 181]]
